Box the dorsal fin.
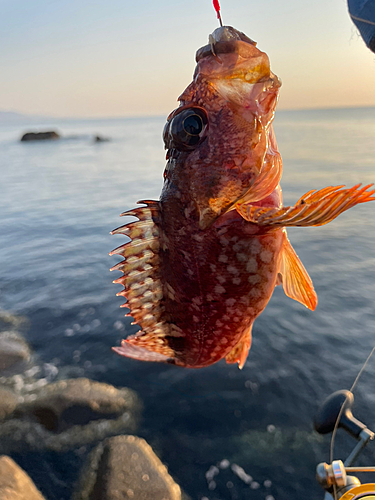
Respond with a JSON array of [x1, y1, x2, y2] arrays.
[[110, 201, 164, 334], [110, 201, 184, 362]]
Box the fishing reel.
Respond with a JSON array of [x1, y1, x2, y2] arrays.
[[314, 390, 375, 499]]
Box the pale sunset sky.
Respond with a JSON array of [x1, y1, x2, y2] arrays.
[[1, 0, 374, 118]]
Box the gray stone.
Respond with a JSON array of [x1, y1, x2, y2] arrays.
[[0, 379, 140, 454], [0, 455, 47, 500], [16, 378, 140, 432], [20, 131, 60, 141], [0, 332, 31, 374], [0, 388, 17, 420], [0, 311, 29, 332], [74, 435, 181, 500]]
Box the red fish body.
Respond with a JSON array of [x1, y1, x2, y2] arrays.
[[111, 27, 374, 368]]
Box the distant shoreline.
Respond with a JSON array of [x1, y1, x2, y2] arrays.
[[1, 105, 375, 125]]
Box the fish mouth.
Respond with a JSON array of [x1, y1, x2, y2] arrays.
[[194, 26, 278, 86], [195, 26, 257, 62]]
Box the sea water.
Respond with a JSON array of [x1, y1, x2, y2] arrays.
[[0, 107, 375, 500]]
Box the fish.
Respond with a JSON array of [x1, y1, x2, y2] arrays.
[[110, 26, 375, 369]]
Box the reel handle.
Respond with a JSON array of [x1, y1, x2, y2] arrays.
[[314, 390, 366, 439]]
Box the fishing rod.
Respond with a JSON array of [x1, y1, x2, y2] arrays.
[[314, 348, 375, 500]]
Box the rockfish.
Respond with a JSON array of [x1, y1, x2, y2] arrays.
[[110, 26, 374, 368]]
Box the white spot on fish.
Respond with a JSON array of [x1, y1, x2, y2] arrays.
[[236, 253, 248, 262], [192, 234, 204, 242], [260, 250, 273, 263], [233, 277, 241, 285], [193, 315, 199, 323], [249, 239, 262, 254], [246, 258, 258, 273], [225, 298, 236, 307], [206, 294, 214, 301], [250, 288, 262, 298], [248, 275, 261, 285], [210, 264, 217, 272], [218, 254, 228, 263], [215, 284, 226, 294], [227, 265, 239, 275], [217, 275, 226, 284], [216, 320, 223, 327]]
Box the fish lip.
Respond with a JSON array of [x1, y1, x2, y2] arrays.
[[196, 26, 257, 62], [196, 40, 256, 62]]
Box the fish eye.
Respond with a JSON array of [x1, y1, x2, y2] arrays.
[[164, 107, 208, 151]]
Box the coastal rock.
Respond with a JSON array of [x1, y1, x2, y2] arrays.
[[20, 131, 60, 141], [0, 311, 29, 332], [0, 388, 17, 420], [0, 378, 140, 453], [94, 135, 110, 142], [15, 378, 140, 432], [74, 435, 181, 500], [0, 455, 46, 500], [0, 331, 31, 375]]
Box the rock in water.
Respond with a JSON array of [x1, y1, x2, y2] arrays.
[[20, 131, 60, 141], [0, 378, 141, 453], [0, 388, 18, 421], [16, 378, 140, 432], [0, 455, 47, 500], [74, 435, 181, 500], [0, 331, 31, 375]]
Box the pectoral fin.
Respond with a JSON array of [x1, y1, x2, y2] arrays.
[[236, 184, 375, 227], [279, 232, 317, 311], [225, 325, 253, 369]]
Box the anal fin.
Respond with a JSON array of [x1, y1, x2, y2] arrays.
[[112, 341, 173, 363], [236, 184, 375, 227], [279, 232, 317, 311], [225, 325, 253, 370]]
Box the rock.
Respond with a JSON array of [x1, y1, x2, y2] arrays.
[[0, 378, 140, 453], [0, 311, 29, 332], [74, 435, 181, 500], [0, 455, 47, 500], [20, 131, 60, 141], [16, 378, 140, 432], [94, 135, 110, 142], [0, 388, 17, 420], [0, 331, 31, 375]]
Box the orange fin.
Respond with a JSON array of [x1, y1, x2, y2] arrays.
[[225, 325, 253, 369], [279, 232, 317, 311], [236, 184, 375, 227], [112, 341, 173, 364]]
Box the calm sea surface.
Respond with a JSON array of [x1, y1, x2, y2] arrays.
[[1, 107, 375, 500]]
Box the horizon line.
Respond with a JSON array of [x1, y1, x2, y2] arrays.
[[1, 104, 375, 122]]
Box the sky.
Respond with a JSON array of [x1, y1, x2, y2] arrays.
[[0, 0, 374, 118]]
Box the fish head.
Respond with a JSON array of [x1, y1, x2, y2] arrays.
[[162, 26, 282, 229]]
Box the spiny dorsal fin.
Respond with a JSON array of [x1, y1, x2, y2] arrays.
[[110, 201, 166, 335]]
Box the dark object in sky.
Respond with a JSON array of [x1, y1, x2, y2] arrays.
[[20, 131, 60, 142], [348, 0, 375, 53]]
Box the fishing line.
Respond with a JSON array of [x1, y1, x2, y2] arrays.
[[212, 0, 223, 26], [330, 345, 375, 500]]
